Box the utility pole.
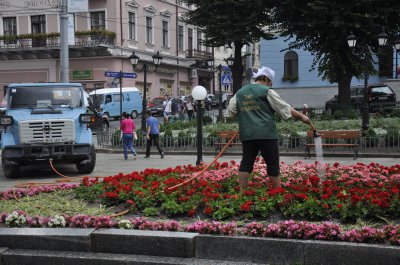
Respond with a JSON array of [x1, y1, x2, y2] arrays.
[[60, 0, 69, 82]]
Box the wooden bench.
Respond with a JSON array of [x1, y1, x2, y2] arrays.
[[304, 130, 361, 159], [214, 130, 241, 155]]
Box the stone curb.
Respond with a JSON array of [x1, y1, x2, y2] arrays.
[[95, 148, 400, 158], [1, 228, 400, 265], [1, 249, 264, 265]]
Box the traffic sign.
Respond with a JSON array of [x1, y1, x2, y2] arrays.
[[104, 71, 137, 79], [221, 72, 232, 85], [121, 72, 137, 78], [104, 71, 120, 78]]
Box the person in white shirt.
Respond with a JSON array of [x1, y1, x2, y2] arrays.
[[183, 98, 195, 121], [163, 96, 172, 123]]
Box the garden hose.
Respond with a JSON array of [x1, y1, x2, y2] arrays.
[[167, 131, 240, 190]]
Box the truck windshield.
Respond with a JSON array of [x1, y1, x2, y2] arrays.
[[8, 86, 83, 109]]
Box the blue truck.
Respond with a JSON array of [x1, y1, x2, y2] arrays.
[[0, 83, 96, 178]]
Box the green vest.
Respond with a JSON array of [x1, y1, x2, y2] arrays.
[[236, 84, 278, 141]]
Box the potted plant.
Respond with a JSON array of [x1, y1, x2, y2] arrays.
[[17, 33, 32, 48], [47, 32, 60, 46]]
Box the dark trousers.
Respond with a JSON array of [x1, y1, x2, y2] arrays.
[[187, 110, 194, 121], [146, 134, 163, 156]]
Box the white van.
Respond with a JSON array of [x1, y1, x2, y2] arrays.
[[89, 87, 143, 119]]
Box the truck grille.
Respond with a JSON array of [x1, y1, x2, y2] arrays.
[[19, 119, 75, 144]]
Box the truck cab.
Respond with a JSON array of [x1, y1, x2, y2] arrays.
[[0, 83, 96, 178]]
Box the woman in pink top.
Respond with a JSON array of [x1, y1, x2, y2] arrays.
[[120, 112, 137, 160]]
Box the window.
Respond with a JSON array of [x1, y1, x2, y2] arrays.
[[31, 15, 46, 33], [178, 25, 184, 50], [128, 12, 136, 40], [188, 28, 193, 51], [31, 15, 46, 47], [3, 17, 17, 36], [146, 17, 153, 44], [284, 51, 299, 80], [197, 30, 202, 50], [162, 21, 168, 47], [378, 45, 393, 77], [91, 11, 105, 30]]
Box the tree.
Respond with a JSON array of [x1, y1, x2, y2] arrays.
[[182, 0, 275, 94], [273, 0, 400, 112]]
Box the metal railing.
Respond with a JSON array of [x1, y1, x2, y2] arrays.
[[94, 129, 400, 155]]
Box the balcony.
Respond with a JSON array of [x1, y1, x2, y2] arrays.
[[186, 49, 213, 60], [0, 30, 116, 60]]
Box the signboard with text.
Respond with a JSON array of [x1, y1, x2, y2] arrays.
[[68, 0, 89, 13], [72, 70, 93, 80]]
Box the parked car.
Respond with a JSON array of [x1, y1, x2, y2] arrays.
[[147, 100, 165, 116], [325, 84, 397, 113], [147, 97, 165, 108]]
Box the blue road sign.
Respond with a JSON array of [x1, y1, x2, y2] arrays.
[[121, 72, 137, 78], [104, 71, 120, 78], [221, 72, 232, 85], [104, 71, 137, 78]]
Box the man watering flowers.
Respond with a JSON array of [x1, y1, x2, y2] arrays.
[[227, 66, 311, 190]]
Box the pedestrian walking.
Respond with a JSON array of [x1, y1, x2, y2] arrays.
[[120, 112, 137, 160], [227, 66, 310, 190], [145, 110, 165, 159], [183, 98, 195, 121], [163, 95, 172, 124]]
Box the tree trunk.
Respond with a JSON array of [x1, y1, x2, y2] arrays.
[[231, 41, 244, 94], [337, 73, 353, 115]]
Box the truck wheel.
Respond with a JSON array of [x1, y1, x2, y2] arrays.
[[2, 158, 21, 179], [76, 146, 96, 174], [131, 110, 138, 119]]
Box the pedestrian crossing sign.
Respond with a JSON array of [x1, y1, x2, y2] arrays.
[[221, 72, 232, 85]]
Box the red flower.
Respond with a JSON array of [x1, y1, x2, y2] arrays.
[[187, 209, 195, 217], [240, 201, 253, 212], [104, 192, 119, 198], [204, 207, 213, 215]]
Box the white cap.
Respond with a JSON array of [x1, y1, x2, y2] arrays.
[[253, 66, 275, 82]]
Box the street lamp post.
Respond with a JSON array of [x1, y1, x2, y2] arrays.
[[129, 51, 163, 135], [206, 55, 234, 121], [347, 32, 387, 135], [192, 85, 207, 165]]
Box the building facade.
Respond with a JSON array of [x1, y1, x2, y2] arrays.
[[260, 36, 397, 89], [0, 0, 222, 101]]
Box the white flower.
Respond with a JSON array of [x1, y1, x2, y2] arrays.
[[118, 219, 133, 229], [48, 215, 66, 227], [373, 128, 387, 136], [5, 211, 27, 227]]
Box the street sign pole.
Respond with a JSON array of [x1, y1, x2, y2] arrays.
[[119, 70, 123, 119]]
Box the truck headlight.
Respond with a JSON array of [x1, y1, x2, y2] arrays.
[[79, 114, 95, 124], [0, 115, 13, 126]]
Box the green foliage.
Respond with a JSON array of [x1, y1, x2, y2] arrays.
[[181, 0, 275, 92], [390, 108, 400, 118], [333, 110, 343, 119], [143, 207, 159, 217], [273, 0, 400, 107], [202, 115, 213, 125]]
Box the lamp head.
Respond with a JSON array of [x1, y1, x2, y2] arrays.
[[347, 33, 357, 48], [152, 51, 163, 66], [206, 56, 214, 68], [394, 39, 400, 51], [226, 54, 234, 67], [129, 51, 139, 67], [378, 32, 388, 46], [192, 85, 207, 101]]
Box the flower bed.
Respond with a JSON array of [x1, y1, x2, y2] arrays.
[[1, 160, 400, 245]]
